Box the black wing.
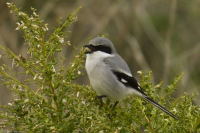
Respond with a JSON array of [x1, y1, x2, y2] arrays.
[[112, 70, 145, 94], [112, 70, 179, 120]]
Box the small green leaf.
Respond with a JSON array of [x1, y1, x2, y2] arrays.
[[53, 94, 57, 101], [63, 112, 70, 118], [55, 48, 62, 52]]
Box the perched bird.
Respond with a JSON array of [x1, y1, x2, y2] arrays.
[[84, 37, 178, 120]]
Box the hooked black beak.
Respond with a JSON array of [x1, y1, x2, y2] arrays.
[[83, 44, 94, 54], [83, 44, 90, 48]]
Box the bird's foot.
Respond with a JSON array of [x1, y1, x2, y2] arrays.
[[108, 101, 119, 119], [113, 101, 119, 108], [96, 95, 107, 106], [108, 110, 117, 119]]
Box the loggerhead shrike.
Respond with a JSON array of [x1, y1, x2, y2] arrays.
[[84, 37, 178, 120]]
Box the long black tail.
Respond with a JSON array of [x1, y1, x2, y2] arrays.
[[142, 95, 179, 120]]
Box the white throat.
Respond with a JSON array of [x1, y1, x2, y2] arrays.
[[85, 51, 114, 74], [86, 51, 114, 60]]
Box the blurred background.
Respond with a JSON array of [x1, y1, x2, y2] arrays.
[[0, 0, 200, 105]]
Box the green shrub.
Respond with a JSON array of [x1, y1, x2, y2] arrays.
[[0, 3, 199, 132]]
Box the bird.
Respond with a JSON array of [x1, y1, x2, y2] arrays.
[[84, 37, 179, 120]]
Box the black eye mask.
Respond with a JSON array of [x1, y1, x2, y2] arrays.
[[84, 44, 111, 54]]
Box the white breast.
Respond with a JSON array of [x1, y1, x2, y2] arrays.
[[85, 51, 127, 101], [85, 51, 114, 74]]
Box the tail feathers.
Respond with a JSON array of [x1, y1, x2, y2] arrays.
[[143, 95, 179, 120]]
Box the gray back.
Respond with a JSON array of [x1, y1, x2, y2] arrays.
[[104, 54, 132, 76]]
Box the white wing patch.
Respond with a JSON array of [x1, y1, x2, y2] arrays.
[[138, 86, 141, 90], [137, 82, 142, 90], [121, 78, 127, 83]]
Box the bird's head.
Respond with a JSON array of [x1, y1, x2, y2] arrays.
[[84, 37, 116, 55]]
